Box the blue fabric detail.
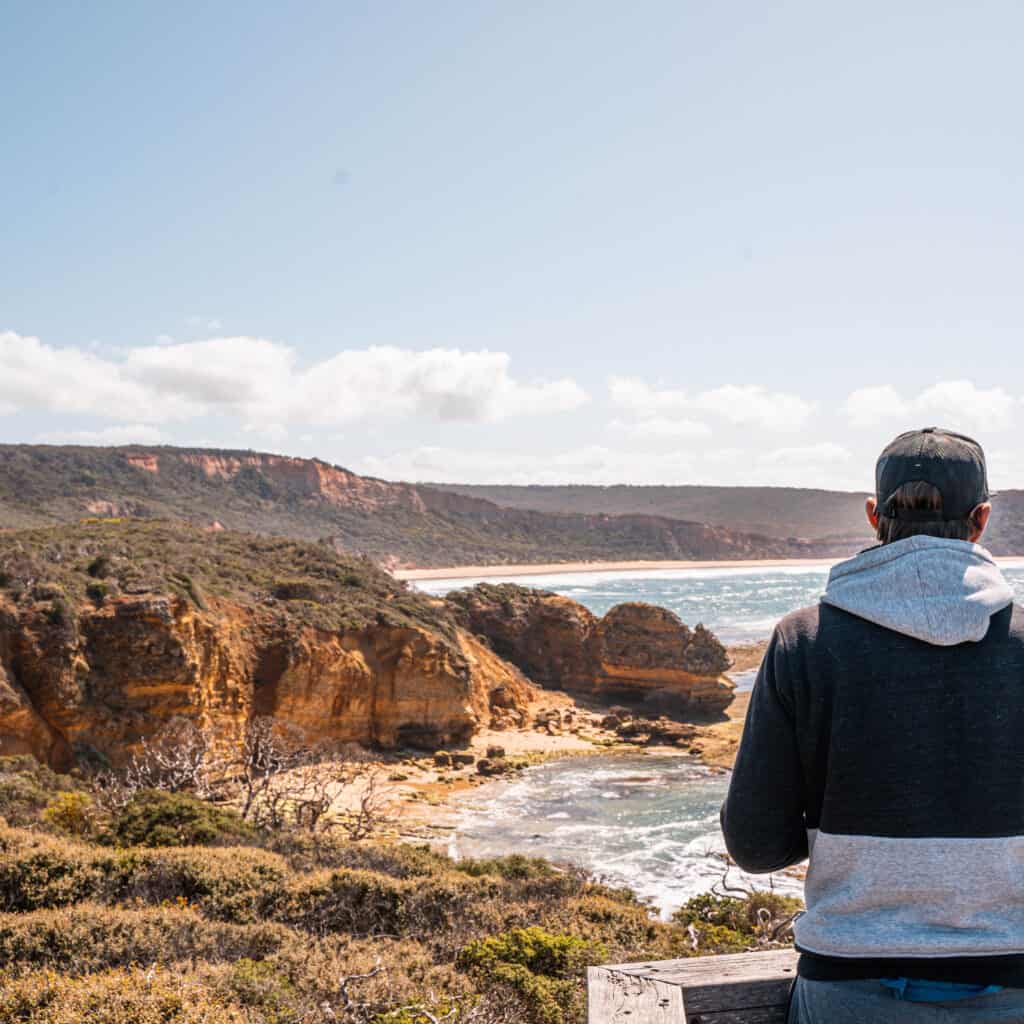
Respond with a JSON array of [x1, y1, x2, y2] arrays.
[[880, 977, 1004, 1002]]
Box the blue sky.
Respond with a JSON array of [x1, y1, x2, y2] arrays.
[[2, 1, 1022, 490]]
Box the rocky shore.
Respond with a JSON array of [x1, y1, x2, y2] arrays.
[[0, 520, 764, 855]]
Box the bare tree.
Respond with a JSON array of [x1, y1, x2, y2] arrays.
[[89, 717, 223, 811], [234, 718, 389, 840], [236, 716, 309, 824], [337, 769, 388, 841]]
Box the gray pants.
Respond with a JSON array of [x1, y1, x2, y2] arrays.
[[789, 978, 1024, 1022]]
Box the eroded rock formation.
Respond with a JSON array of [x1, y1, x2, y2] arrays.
[[447, 584, 734, 714], [0, 523, 535, 770], [0, 592, 534, 770]]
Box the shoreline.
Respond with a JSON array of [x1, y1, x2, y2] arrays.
[[396, 553, 1024, 582], [394, 556, 840, 582], [381, 653, 759, 842]]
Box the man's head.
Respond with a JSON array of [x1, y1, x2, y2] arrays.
[[866, 427, 992, 544]]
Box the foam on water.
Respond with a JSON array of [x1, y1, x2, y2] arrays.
[[451, 754, 803, 916], [438, 565, 1024, 912]]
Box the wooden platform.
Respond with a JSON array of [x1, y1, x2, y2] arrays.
[[587, 948, 799, 1023]]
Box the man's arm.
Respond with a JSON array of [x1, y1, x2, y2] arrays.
[[720, 627, 808, 873]]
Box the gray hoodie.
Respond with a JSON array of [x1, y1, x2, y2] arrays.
[[821, 535, 1014, 646], [721, 533, 1024, 985]]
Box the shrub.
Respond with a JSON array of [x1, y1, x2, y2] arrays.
[[43, 792, 98, 838], [111, 790, 255, 848], [0, 965, 248, 1023], [86, 555, 113, 579], [0, 904, 288, 975], [0, 825, 288, 921], [272, 579, 323, 602], [0, 757, 82, 827], [673, 891, 801, 934], [671, 891, 802, 951], [271, 835, 449, 877], [0, 829, 104, 911], [458, 926, 602, 979], [458, 927, 604, 1024], [46, 596, 74, 629]]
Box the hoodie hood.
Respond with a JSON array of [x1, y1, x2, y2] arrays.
[[821, 535, 1014, 646]]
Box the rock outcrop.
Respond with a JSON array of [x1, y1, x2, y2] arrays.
[[443, 584, 598, 691], [0, 523, 534, 770], [447, 584, 734, 714]]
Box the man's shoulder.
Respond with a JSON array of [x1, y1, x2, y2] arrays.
[[773, 599, 1024, 647], [774, 603, 824, 643]]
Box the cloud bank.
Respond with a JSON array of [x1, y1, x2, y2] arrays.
[[0, 332, 588, 428]]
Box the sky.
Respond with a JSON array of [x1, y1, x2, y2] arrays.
[[2, 1, 1023, 492]]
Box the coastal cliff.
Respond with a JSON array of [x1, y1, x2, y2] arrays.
[[0, 444, 859, 566], [0, 522, 534, 770], [446, 584, 734, 713]]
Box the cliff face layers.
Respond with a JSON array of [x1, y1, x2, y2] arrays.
[[447, 584, 734, 714], [0, 523, 534, 770], [0, 444, 859, 567], [0, 593, 533, 771]]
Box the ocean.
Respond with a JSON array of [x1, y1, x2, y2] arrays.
[[415, 562, 1024, 914]]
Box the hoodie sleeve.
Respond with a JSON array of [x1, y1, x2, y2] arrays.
[[720, 627, 808, 873]]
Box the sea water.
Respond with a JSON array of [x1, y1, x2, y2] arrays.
[[417, 563, 1024, 913]]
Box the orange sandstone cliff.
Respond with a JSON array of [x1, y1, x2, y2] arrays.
[[0, 523, 533, 770]]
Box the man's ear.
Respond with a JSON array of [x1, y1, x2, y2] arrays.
[[970, 502, 992, 543], [865, 497, 880, 531]]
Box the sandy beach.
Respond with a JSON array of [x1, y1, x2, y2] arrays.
[[397, 553, 1024, 582], [371, 644, 764, 842], [394, 557, 841, 581]]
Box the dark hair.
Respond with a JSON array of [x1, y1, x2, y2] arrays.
[[876, 481, 980, 544]]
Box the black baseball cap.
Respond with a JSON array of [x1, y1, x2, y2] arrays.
[[875, 428, 990, 522]]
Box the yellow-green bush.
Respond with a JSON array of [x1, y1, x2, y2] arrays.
[[43, 791, 98, 838], [0, 904, 289, 975], [457, 927, 606, 1024], [111, 790, 256, 848], [0, 756, 83, 828]]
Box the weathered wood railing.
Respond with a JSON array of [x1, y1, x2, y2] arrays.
[[587, 949, 798, 1023]]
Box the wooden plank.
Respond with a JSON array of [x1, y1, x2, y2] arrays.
[[588, 950, 798, 1024], [587, 966, 685, 1022]]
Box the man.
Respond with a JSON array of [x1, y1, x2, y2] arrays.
[[721, 428, 1024, 1021]]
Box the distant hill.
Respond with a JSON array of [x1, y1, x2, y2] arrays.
[[430, 482, 1024, 557], [429, 484, 872, 542], [0, 446, 859, 568]]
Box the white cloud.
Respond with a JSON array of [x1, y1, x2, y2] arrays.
[[0, 331, 195, 422], [126, 337, 295, 409], [843, 385, 904, 427], [608, 377, 689, 417], [759, 442, 852, 466], [609, 416, 712, 440], [608, 377, 814, 432], [0, 332, 587, 428], [844, 380, 1014, 432], [691, 385, 815, 431], [35, 424, 166, 446], [297, 347, 587, 424]]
